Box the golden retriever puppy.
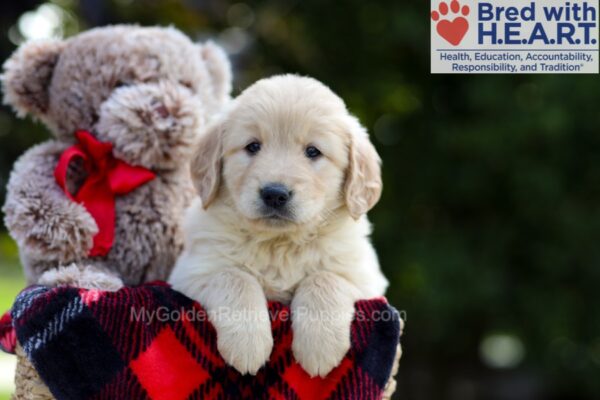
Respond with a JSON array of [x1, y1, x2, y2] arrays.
[[169, 74, 388, 377]]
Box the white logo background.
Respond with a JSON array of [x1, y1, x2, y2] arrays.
[[431, 0, 599, 74]]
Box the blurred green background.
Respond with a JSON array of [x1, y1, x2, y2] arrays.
[[0, 1, 599, 399]]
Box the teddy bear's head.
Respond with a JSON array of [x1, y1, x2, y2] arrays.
[[1, 25, 232, 170]]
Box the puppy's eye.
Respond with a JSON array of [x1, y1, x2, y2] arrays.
[[305, 146, 322, 159], [245, 141, 261, 155]]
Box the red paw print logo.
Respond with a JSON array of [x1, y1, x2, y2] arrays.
[[431, 0, 470, 46]]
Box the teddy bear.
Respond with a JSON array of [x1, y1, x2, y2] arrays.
[[1, 25, 232, 290]]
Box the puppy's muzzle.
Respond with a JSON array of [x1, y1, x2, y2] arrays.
[[260, 183, 292, 210]]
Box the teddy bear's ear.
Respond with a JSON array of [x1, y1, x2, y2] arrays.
[[1, 39, 65, 118], [200, 41, 232, 104]]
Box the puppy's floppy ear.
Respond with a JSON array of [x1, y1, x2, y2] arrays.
[[191, 120, 224, 209], [199, 41, 232, 104], [1, 39, 65, 118], [344, 118, 382, 219]]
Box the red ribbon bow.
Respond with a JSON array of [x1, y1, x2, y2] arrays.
[[55, 130, 156, 257]]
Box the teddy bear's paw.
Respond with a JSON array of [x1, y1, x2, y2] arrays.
[[24, 223, 94, 262], [215, 317, 274, 375], [8, 196, 98, 263], [292, 310, 352, 377], [38, 264, 124, 291]]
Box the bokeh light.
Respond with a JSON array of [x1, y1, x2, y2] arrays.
[[0, 354, 16, 395], [480, 333, 526, 369], [17, 3, 65, 40]]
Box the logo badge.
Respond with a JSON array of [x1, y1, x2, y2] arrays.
[[431, 0, 599, 73]]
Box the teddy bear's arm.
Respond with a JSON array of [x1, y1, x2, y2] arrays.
[[2, 140, 98, 265]]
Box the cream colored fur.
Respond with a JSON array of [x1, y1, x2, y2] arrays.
[[170, 75, 387, 377]]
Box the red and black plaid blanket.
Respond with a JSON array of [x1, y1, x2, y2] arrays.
[[0, 282, 401, 400]]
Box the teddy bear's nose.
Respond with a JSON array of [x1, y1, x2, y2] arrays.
[[154, 104, 170, 119]]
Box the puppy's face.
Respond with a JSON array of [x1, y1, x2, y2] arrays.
[[192, 75, 382, 231]]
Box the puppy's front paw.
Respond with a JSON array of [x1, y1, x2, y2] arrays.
[[215, 318, 273, 375], [292, 312, 352, 377]]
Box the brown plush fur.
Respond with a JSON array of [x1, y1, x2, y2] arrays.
[[1, 25, 232, 287]]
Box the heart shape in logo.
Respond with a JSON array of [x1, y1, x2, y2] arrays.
[[436, 17, 468, 46]]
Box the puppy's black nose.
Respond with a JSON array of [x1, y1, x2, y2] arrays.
[[260, 183, 292, 209]]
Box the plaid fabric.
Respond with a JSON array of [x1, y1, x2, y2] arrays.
[[0, 310, 15, 353], [2, 282, 401, 400]]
